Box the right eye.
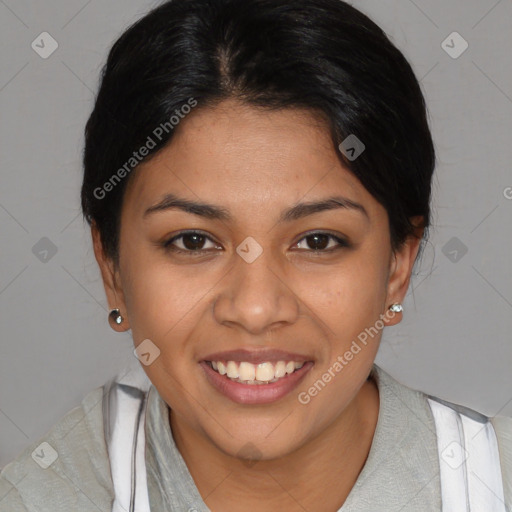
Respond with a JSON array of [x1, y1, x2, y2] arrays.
[[162, 230, 222, 254]]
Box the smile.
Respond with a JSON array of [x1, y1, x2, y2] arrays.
[[206, 360, 305, 385], [200, 359, 314, 404]]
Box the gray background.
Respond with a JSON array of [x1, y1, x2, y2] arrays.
[[0, 0, 511, 469]]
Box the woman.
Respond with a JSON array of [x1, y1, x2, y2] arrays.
[[1, 0, 510, 510]]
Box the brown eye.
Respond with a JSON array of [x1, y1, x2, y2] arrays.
[[305, 234, 330, 250], [295, 232, 349, 251], [163, 231, 220, 253], [180, 233, 207, 250]]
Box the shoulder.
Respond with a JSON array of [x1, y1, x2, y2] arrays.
[[372, 365, 511, 508], [0, 385, 113, 512], [422, 391, 512, 476], [426, 397, 512, 510], [416, 382, 512, 509]]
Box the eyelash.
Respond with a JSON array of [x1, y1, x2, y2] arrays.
[[161, 230, 350, 255]]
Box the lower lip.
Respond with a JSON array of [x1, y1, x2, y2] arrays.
[[200, 361, 314, 405]]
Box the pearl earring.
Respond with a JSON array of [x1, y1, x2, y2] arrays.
[[108, 308, 124, 329], [388, 303, 403, 313]]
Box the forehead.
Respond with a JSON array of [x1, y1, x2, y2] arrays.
[[123, 99, 381, 219]]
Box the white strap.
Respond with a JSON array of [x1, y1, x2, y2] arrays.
[[428, 398, 469, 511], [108, 383, 151, 512], [461, 414, 507, 511], [428, 398, 506, 512]]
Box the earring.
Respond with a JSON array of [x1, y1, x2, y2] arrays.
[[388, 303, 403, 313], [108, 308, 124, 329]]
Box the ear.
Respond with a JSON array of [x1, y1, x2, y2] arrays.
[[383, 216, 424, 326], [91, 223, 131, 332]]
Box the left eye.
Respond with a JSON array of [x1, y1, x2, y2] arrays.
[[294, 233, 348, 251]]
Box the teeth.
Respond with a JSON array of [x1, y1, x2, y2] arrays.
[[256, 362, 274, 381], [226, 361, 239, 379], [217, 361, 227, 375], [239, 362, 255, 381], [209, 360, 306, 384], [275, 361, 286, 378]]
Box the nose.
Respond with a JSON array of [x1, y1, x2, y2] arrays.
[[213, 248, 300, 335]]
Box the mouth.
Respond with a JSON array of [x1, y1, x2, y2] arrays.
[[199, 357, 314, 404]]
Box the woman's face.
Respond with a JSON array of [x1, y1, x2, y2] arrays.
[[94, 99, 420, 460]]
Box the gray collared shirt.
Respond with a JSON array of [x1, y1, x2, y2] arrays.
[[1, 364, 511, 511], [144, 364, 512, 511]]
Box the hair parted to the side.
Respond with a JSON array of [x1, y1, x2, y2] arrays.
[[81, 0, 436, 267]]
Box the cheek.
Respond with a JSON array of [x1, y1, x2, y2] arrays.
[[122, 256, 212, 345], [297, 248, 388, 366], [122, 260, 209, 399], [302, 250, 388, 319]]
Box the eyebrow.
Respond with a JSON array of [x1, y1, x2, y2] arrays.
[[143, 193, 369, 222]]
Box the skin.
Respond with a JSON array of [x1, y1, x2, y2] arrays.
[[93, 98, 423, 511]]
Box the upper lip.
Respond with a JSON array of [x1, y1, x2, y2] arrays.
[[201, 348, 313, 365]]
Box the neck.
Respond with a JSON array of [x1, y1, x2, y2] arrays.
[[170, 375, 379, 512]]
